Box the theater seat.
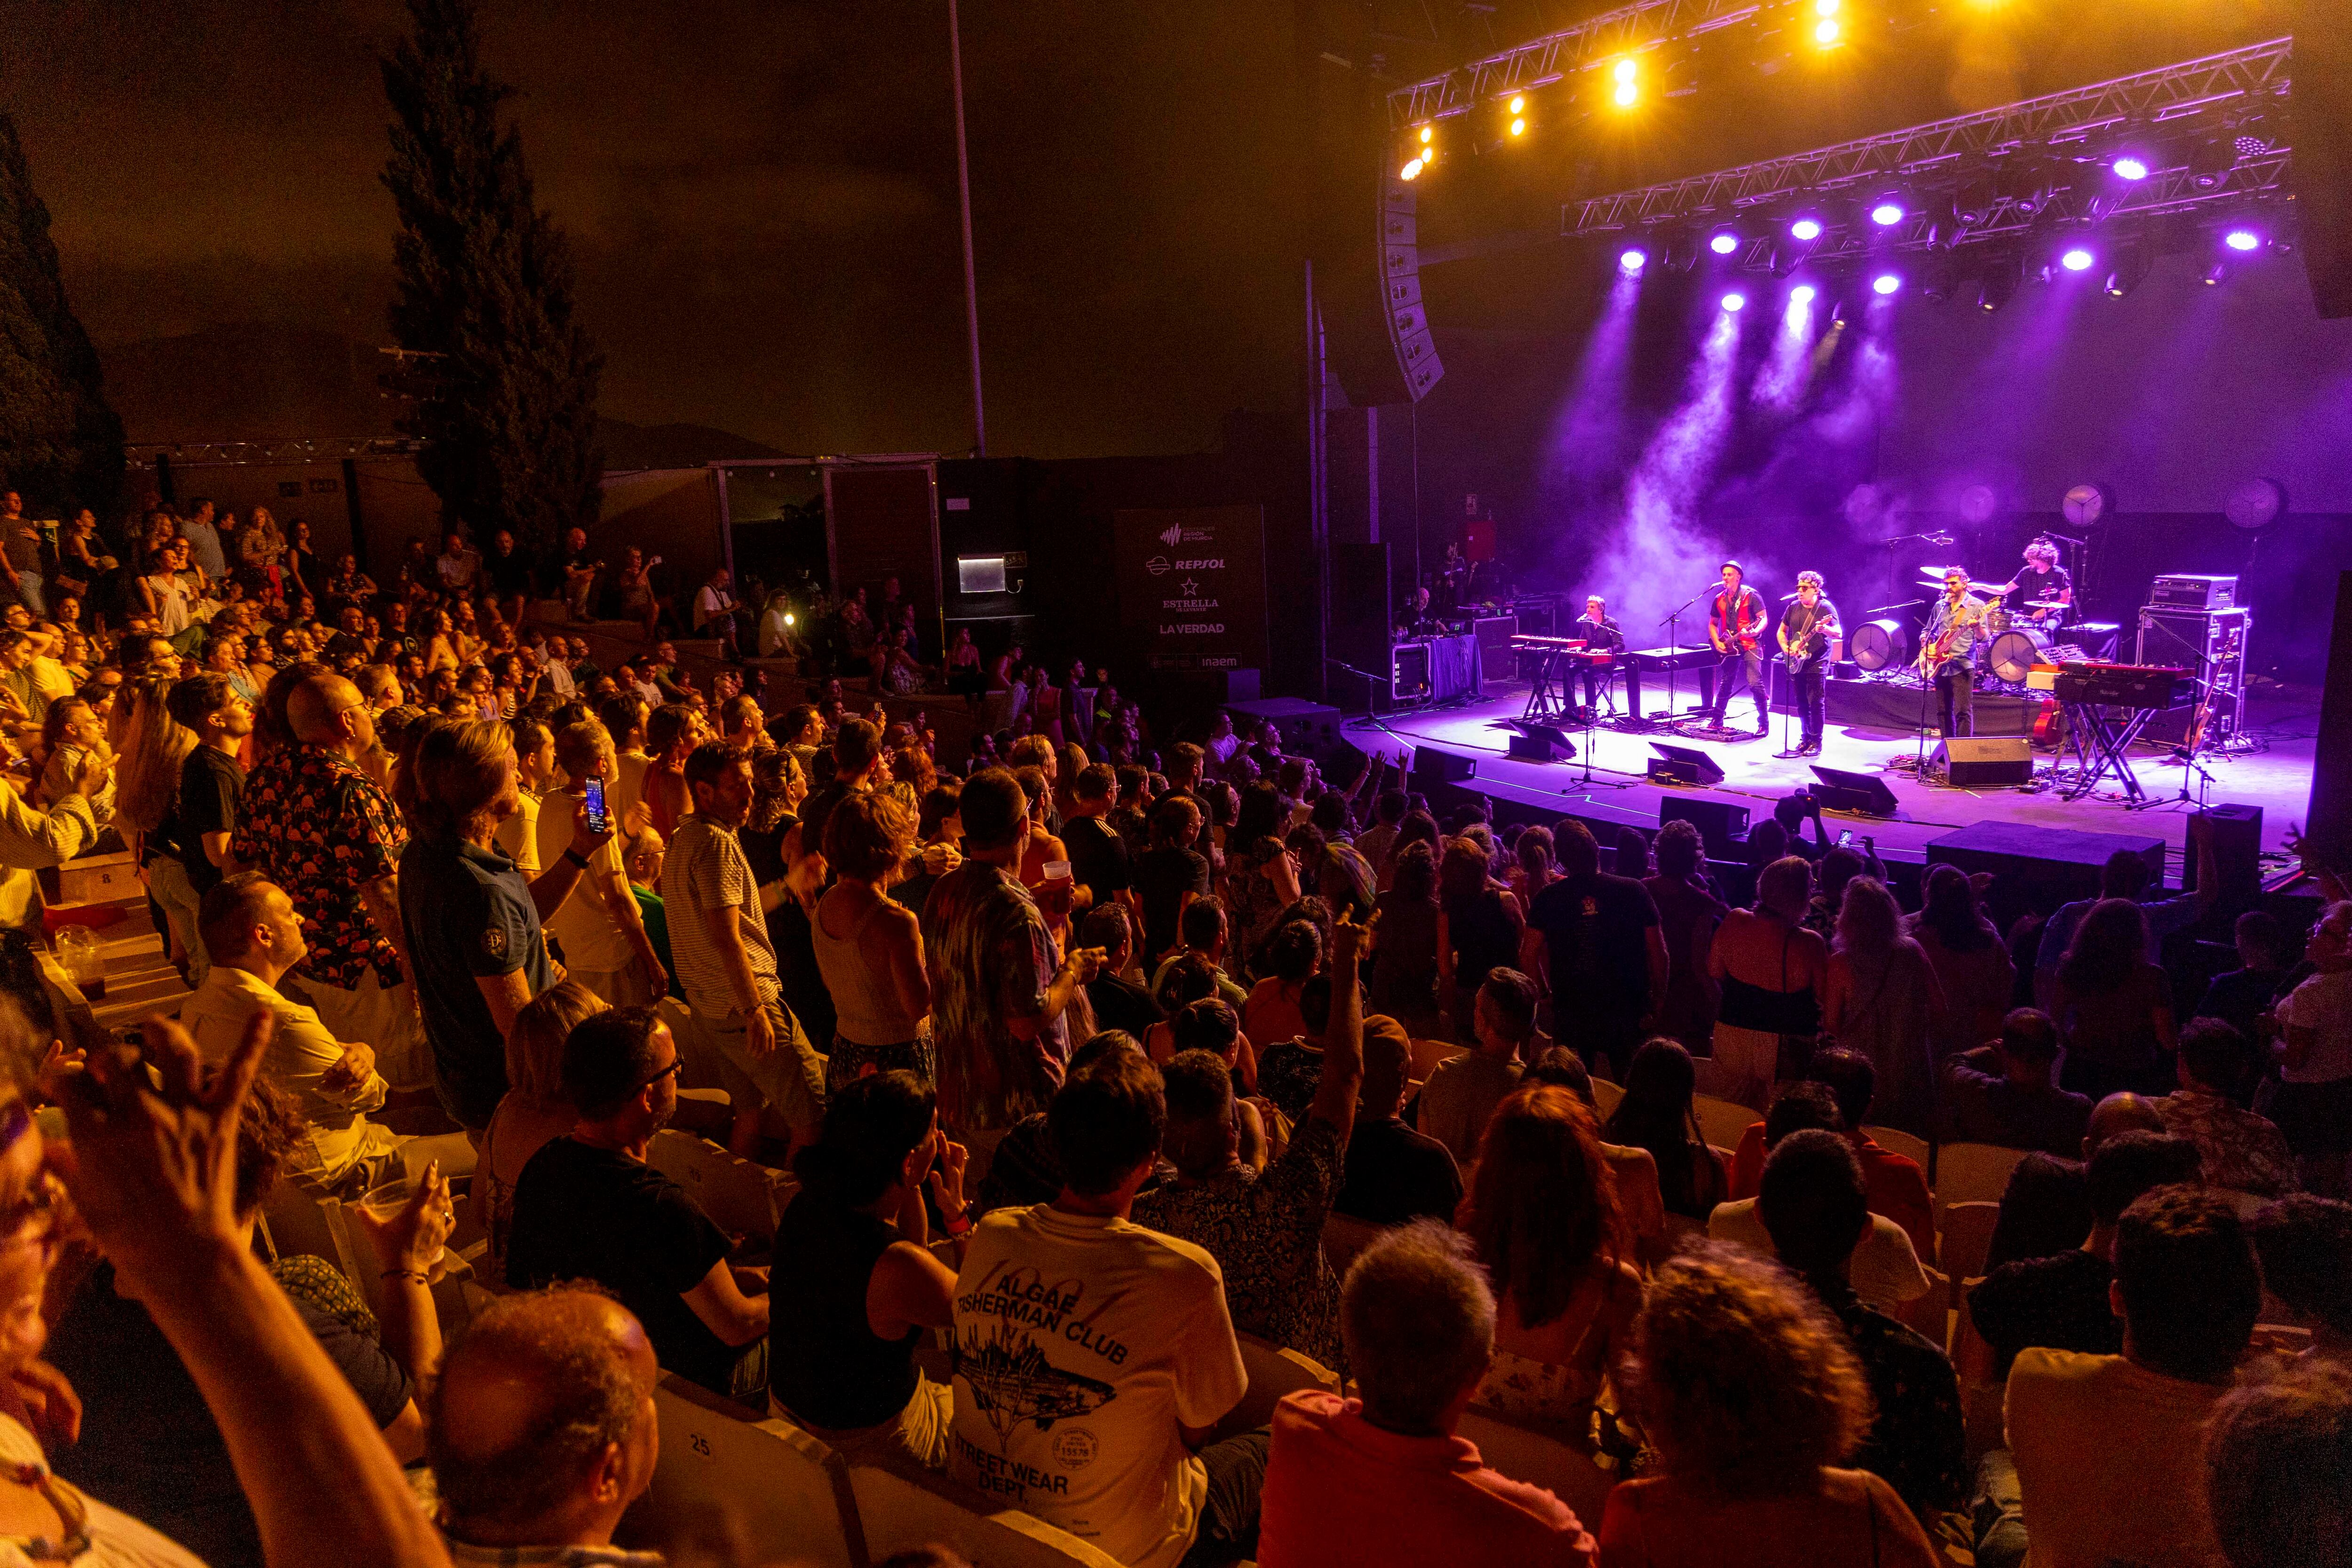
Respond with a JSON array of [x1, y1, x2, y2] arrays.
[[1456, 1407, 1615, 1524], [1320, 1212, 1385, 1277], [847, 1461, 1124, 1568], [1213, 1332, 1343, 1444], [631, 1374, 861, 1568], [645, 1128, 798, 1242], [1690, 1094, 1756, 1154]]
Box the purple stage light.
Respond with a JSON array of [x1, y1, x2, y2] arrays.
[[1869, 200, 1905, 227], [1721, 291, 1747, 312], [1871, 272, 1901, 296], [1709, 230, 1740, 255], [1790, 284, 1817, 304], [1789, 217, 1823, 242], [2223, 228, 2261, 253], [1620, 247, 1649, 272], [2060, 247, 2095, 272], [2111, 155, 2150, 182]]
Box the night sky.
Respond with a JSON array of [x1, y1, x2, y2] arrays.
[[0, 0, 2303, 461], [3, 0, 1304, 459]]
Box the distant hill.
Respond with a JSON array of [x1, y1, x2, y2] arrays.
[[95, 323, 783, 469]]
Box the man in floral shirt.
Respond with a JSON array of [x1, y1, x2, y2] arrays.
[[232, 668, 427, 1085], [919, 769, 1101, 1137], [2154, 1018, 2299, 1197], [1131, 915, 1367, 1372]]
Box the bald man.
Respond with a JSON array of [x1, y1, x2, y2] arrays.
[[428, 1289, 661, 1558], [2083, 1090, 2164, 1160], [232, 670, 429, 1087]]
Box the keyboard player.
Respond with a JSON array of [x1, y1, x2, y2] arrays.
[[1574, 595, 1625, 716]]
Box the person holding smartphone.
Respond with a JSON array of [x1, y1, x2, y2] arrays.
[[535, 720, 669, 1006]]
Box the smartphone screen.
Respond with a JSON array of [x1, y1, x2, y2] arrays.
[[583, 777, 609, 836]]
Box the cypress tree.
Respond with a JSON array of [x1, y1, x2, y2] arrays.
[[380, 0, 603, 554], [0, 112, 123, 512]]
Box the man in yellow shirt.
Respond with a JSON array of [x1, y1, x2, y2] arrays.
[[2004, 1186, 2260, 1568]]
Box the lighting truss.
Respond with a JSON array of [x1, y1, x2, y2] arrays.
[[127, 437, 426, 466], [1388, 0, 1767, 129], [1562, 37, 2291, 248]]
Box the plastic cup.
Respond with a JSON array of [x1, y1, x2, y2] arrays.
[[357, 1176, 447, 1267], [1038, 860, 1073, 919]]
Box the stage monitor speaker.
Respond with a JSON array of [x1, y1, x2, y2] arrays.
[[2290, 1, 2352, 317], [1808, 765, 1900, 818], [1661, 797, 1751, 859], [1411, 747, 1476, 784], [1933, 736, 2033, 788], [2184, 804, 2264, 915], [2309, 571, 2352, 866], [1507, 724, 1575, 764], [1647, 743, 1726, 788]]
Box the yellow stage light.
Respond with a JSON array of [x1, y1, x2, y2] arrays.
[[1815, 0, 1839, 15], [1401, 157, 1423, 180], [1510, 117, 1526, 136], [1613, 58, 1637, 83], [1418, 125, 1433, 144], [1509, 94, 1526, 114], [1815, 17, 1842, 44]]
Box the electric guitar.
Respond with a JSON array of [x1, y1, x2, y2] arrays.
[[1708, 592, 1762, 655], [1780, 607, 1834, 673]]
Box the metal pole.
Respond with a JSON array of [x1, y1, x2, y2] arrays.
[[948, 0, 986, 457]]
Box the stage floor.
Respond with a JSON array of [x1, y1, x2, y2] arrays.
[[1346, 680, 2320, 879]]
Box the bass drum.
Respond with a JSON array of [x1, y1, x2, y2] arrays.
[[1849, 619, 1908, 672], [1987, 625, 2051, 683]]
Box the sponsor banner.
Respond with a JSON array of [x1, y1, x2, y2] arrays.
[[1112, 505, 1267, 672]]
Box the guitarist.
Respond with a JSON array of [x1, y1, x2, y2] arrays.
[[1702, 559, 1770, 736], [1775, 571, 1839, 758], [1919, 566, 1990, 739]]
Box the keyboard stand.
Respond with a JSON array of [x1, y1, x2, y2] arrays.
[[2059, 701, 2161, 804]]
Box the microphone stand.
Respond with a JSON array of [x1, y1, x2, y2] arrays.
[[1655, 589, 1706, 726]]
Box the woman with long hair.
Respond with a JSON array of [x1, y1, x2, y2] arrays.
[[1379, 807, 1442, 893], [240, 504, 286, 605], [477, 981, 607, 1282], [1223, 780, 1302, 977], [418, 607, 460, 674], [286, 516, 320, 602], [1603, 1037, 1730, 1223], [113, 673, 201, 973], [1241, 918, 1320, 1051], [1822, 876, 1943, 1135], [1367, 838, 1443, 1039], [1708, 855, 1828, 1114], [1905, 862, 2013, 1065], [1438, 835, 1525, 1044], [1509, 824, 1556, 907], [1603, 1246, 1939, 1567], [1459, 1084, 1644, 1431], [2052, 897, 2177, 1098], [773, 1072, 968, 1467], [813, 792, 934, 1089]]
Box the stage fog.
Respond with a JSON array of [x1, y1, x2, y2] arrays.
[[1398, 241, 2352, 677]]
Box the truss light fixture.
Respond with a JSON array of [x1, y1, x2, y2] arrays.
[[1401, 156, 1423, 180], [1790, 283, 1818, 304], [2222, 225, 2261, 252], [1612, 57, 1639, 109], [2059, 245, 2095, 272], [1976, 266, 2018, 312], [2105, 242, 2149, 298], [1871, 271, 1902, 295], [1790, 215, 1824, 242], [1708, 225, 1741, 255], [1813, 0, 1842, 47], [2111, 153, 2151, 181], [1722, 290, 1748, 312], [1868, 194, 1906, 227], [1619, 246, 1650, 273]]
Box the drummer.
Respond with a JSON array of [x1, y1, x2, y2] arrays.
[[1993, 537, 2073, 625]]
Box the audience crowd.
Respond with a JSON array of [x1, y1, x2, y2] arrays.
[[0, 496, 2341, 1568]]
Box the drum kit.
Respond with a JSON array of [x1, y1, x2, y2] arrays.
[[1849, 566, 2069, 682]]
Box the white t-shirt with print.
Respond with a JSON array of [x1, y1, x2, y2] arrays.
[[950, 1203, 1247, 1568], [536, 787, 634, 973], [2279, 968, 2352, 1083]]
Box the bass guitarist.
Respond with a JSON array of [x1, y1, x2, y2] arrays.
[[1775, 570, 1839, 758], [1701, 559, 1771, 736], [1919, 566, 1990, 739]]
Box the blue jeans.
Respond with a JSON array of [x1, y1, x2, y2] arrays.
[[1177, 1429, 1269, 1568], [1710, 647, 1767, 727]]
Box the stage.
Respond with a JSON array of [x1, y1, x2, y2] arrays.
[[1343, 676, 2320, 881]]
